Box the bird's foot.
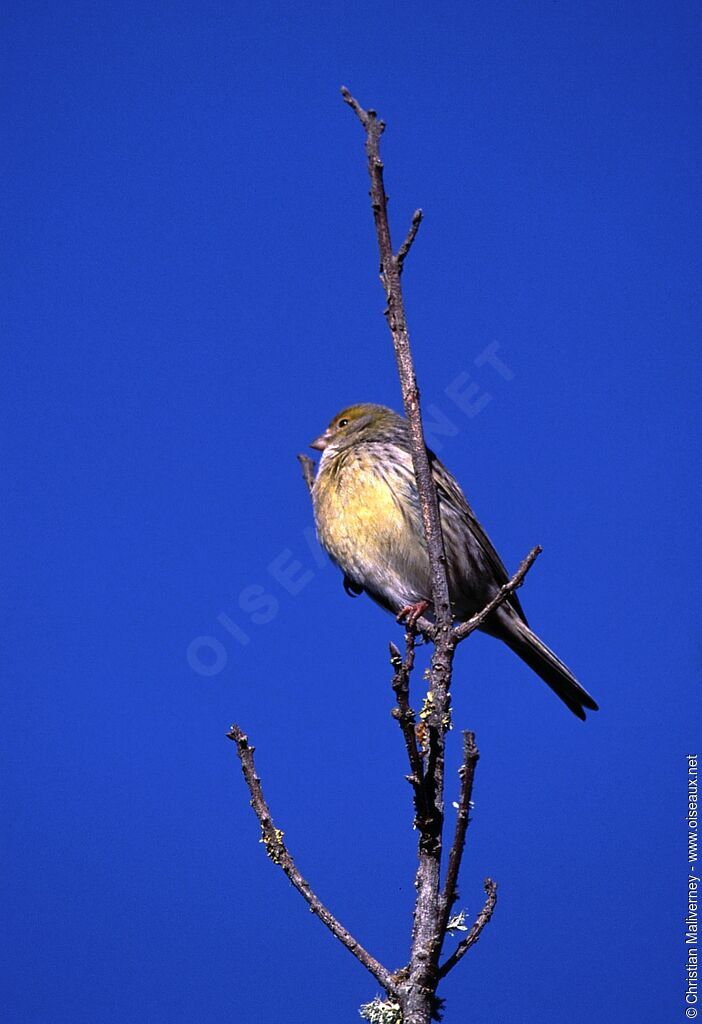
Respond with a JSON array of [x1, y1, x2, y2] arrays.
[[343, 575, 363, 598], [396, 600, 430, 629]]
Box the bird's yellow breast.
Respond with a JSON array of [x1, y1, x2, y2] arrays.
[[312, 451, 408, 575]]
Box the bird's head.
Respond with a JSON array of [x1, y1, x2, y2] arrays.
[[310, 403, 399, 453]]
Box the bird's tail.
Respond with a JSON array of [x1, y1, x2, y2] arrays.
[[497, 614, 599, 720]]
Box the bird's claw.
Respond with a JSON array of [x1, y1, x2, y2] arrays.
[[396, 600, 430, 628], [343, 575, 364, 598]]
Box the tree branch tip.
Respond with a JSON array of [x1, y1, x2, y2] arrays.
[[340, 86, 368, 121], [438, 877, 499, 978], [231, 711, 396, 991], [521, 544, 542, 569], [297, 453, 316, 495], [462, 731, 479, 757], [453, 544, 544, 643], [397, 209, 424, 269]]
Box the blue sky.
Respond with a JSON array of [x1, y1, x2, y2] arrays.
[[3, 2, 700, 1022]]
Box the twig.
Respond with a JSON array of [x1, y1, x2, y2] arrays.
[[297, 453, 316, 495], [438, 879, 498, 978], [227, 723, 397, 995], [452, 546, 542, 643], [438, 732, 479, 938], [397, 210, 423, 272], [389, 635, 429, 824]]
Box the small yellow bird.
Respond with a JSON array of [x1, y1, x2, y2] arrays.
[[310, 403, 598, 720]]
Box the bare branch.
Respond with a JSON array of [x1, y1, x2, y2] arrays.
[[235, 88, 532, 1024], [397, 209, 423, 272], [389, 635, 429, 823], [438, 732, 480, 937], [342, 87, 466, 1023], [414, 615, 437, 641], [340, 85, 377, 128], [438, 879, 498, 978], [297, 453, 316, 495], [340, 86, 452, 631], [227, 723, 397, 995], [452, 546, 542, 643]]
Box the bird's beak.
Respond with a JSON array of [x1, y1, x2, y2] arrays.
[[310, 431, 330, 451]]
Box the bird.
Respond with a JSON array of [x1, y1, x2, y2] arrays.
[[309, 402, 599, 720]]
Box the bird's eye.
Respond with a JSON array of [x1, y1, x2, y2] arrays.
[[338, 418, 349, 428]]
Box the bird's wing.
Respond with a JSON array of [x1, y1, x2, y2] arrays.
[[429, 452, 528, 623]]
